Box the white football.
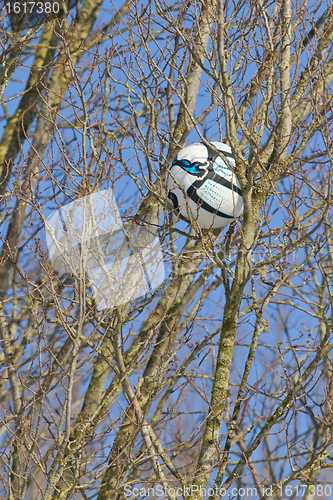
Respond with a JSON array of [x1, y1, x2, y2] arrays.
[[167, 141, 243, 229]]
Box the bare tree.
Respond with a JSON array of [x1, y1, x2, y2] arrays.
[[1, 0, 333, 499]]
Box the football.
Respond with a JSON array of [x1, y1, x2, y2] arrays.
[[167, 141, 243, 229]]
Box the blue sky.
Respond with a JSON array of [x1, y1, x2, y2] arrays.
[[1, 0, 333, 497]]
